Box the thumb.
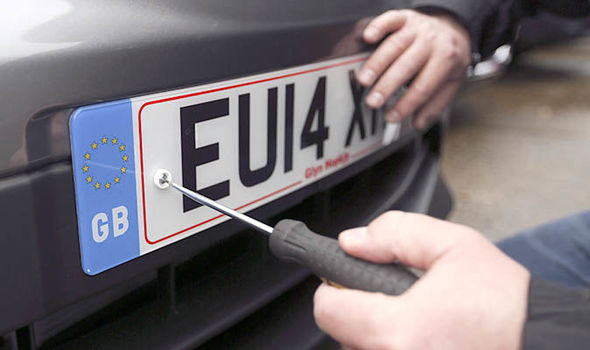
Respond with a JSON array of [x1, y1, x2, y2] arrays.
[[339, 211, 480, 270]]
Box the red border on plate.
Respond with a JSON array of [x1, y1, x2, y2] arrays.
[[138, 57, 366, 245]]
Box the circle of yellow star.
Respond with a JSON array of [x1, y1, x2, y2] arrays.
[[82, 136, 130, 190]]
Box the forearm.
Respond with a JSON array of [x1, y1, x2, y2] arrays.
[[410, 0, 590, 58], [410, 0, 527, 58], [524, 279, 590, 349]]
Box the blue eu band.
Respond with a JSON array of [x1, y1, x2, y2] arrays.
[[70, 100, 140, 275]]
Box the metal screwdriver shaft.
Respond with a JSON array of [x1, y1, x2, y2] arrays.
[[153, 168, 417, 296], [153, 169, 274, 235]]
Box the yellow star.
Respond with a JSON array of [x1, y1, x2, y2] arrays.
[[119, 144, 126, 152], [120, 166, 127, 174], [86, 176, 92, 183], [101, 137, 108, 144], [94, 182, 101, 189], [82, 165, 89, 172], [105, 182, 111, 190], [84, 153, 91, 160], [91, 143, 98, 150], [114, 177, 120, 183], [122, 154, 129, 162], [112, 137, 118, 145]]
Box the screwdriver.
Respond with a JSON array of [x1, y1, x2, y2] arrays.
[[154, 169, 417, 296]]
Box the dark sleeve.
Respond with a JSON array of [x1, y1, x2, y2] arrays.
[[523, 278, 590, 350], [409, 0, 590, 58]]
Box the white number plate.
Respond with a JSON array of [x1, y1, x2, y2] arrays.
[[70, 54, 400, 275]]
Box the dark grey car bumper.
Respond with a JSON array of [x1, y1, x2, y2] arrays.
[[0, 1, 452, 348]]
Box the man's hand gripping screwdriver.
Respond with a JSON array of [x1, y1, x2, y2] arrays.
[[154, 169, 417, 296]]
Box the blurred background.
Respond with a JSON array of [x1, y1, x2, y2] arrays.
[[442, 14, 590, 241]]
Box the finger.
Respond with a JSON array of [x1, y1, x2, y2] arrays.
[[314, 284, 399, 349], [341, 346, 360, 350], [339, 211, 478, 269], [413, 81, 461, 129], [384, 55, 455, 123], [358, 29, 415, 86], [365, 39, 430, 110], [363, 10, 407, 43]]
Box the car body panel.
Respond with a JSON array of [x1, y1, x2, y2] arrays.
[[0, 0, 407, 176]]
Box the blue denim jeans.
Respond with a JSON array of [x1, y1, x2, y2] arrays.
[[498, 211, 590, 288]]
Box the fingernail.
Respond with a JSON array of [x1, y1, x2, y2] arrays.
[[357, 69, 375, 85], [386, 110, 403, 123], [340, 227, 367, 248], [364, 27, 379, 41], [366, 92, 384, 108], [414, 118, 426, 130]]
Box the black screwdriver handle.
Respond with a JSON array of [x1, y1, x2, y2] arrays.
[[269, 219, 417, 296]]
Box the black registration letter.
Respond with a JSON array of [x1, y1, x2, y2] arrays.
[[345, 70, 366, 147], [284, 83, 295, 173], [180, 99, 230, 212], [238, 88, 278, 187], [301, 76, 329, 159]]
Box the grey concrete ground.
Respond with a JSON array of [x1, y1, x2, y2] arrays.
[[442, 37, 590, 242]]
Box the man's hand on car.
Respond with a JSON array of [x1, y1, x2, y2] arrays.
[[359, 10, 471, 129], [313, 211, 530, 350]]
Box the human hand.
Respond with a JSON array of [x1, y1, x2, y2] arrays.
[[314, 212, 530, 350], [359, 10, 471, 129]]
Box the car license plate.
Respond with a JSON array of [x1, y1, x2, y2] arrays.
[[70, 54, 401, 275]]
